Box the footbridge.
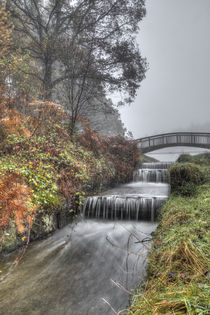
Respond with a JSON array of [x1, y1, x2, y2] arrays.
[[137, 132, 210, 153]]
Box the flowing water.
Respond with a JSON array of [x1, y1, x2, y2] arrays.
[[0, 162, 171, 315]]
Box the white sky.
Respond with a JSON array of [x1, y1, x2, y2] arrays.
[[119, 0, 210, 138]]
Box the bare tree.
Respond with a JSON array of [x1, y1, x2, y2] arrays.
[[7, 0, 147, 101], [56, 38, 104, 134]]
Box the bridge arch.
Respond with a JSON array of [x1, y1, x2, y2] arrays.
[[137, 132, 210, 153]]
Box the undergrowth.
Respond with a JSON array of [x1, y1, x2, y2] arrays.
[[169, 163, 204, 196], [0, 103, 140, 252], [129, 156, 210, 315]]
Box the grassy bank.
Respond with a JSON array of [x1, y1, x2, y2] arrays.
[[129, 154, 210, 314], [141, 154, 158, 163]]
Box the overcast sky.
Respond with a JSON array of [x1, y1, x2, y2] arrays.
[[119, 0, 210, 138]]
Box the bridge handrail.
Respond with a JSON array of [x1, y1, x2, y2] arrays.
[[137, 132, 210, 142]]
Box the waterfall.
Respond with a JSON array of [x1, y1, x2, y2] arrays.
[[83, 195, 168, 221], [133, 169, 169, 183], [141, 162, 173, 169], [83, 161, 170, 222]]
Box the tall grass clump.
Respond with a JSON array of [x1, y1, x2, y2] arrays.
[[169, 163, 204, 196]]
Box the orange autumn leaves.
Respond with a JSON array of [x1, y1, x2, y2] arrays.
[[0, 109, 31, 138], [0, 172, 37, 234]]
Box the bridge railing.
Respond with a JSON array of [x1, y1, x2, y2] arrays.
[[137, 132, 210, 151]]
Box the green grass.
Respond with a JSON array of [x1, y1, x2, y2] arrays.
[[141, 154, 158, 163], [129, 155, 210, 314], [177, 153, 210, 166]]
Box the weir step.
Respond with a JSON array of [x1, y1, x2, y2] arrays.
[[140, 162, 173, 169], [83, 195, 168, 221], [133, 169, 169, 183], [83, 161, 171, 222]]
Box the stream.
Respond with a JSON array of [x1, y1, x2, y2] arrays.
[[0, 162, 171, 314]]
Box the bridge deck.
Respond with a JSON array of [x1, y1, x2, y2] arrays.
[[137, 132, 210, 153]]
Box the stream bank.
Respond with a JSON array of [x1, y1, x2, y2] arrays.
[[0, 107, 140, 254], [0, 161, 170, 314], [129, 153, 210, 314]]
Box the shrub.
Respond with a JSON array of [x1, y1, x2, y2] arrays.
[[78, 122, 141, 183], [0, 172, 37, 234], [192, 153, 210, 166], [169, 163, 204, 196], [177, 154, 192, 163], [0, 124, 7, 142], [178, 153, 210, 166]]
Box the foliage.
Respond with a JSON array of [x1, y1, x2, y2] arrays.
[[0, 155, 60, 209], [129, 181, 210, 315], [0, 2, 12, 95], [8, 0, 147, 106], [177, 153, 210, 167], [177, 154, 193, 163], [0, 172, 37, 234], [0, 1, 143, 253], [78, 123, 140, 183], [106, 136, 140, 183], [0, 2, 13, 60], [0, 103, 140, 241], [0, 108, 31, 138], [169, 163, 204, 196], [0, 2, 39, 106]]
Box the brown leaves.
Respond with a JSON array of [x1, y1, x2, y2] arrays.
[[0, 109, 31, 138], [0, 172, 37, 234], [78, 121, 140, 184], [26, 100, 67, 136]]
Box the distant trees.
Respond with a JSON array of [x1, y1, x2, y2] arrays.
[[7, 1, 147, 96], [56, 38, 105, 134], [5, 0, 147, 134], [0, 1, 39, 106], [0, 2, 13, 90], [0, 2, 12, 57]]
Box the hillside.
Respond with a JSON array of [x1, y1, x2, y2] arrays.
[[0, 103, 140, 254]]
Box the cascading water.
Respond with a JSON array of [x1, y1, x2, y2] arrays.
[[0, 161, 171, 315], [84, 195, 168, 221], [83, 162, 171, 221], [133, 161, 173, 183], [133, 168, 169, 183], [141, 162, 173, 169]]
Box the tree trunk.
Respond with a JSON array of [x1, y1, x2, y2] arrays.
[[43, 58, 53, 100]]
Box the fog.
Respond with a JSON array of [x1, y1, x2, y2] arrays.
[[119, 0, 210, 138]]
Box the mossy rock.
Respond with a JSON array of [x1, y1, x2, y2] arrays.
[[169, 163, 204, 196]]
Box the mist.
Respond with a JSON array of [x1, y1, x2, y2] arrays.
[[119, 0, 210, 138]]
